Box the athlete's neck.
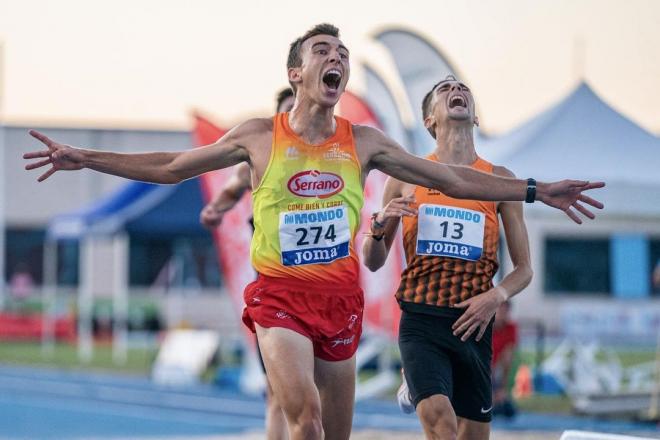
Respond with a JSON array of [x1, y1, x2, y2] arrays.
[[288, 95, 337, 145], [433, 123, 477, 165]]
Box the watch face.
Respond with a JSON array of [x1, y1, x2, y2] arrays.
[[525, 183, 536, 203]]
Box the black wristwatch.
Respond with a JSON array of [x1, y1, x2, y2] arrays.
[[525, 178, 537, 203]]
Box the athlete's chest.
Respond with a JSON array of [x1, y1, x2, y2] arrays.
[[405, 185, 495, 262], [265, 140, 361, 195], [248, 133, 358, 191]]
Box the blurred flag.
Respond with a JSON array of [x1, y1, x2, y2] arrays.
[[374, 29, 456, 156], [192, 114, 256, 349]]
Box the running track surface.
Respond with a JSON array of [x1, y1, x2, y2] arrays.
[[0, 365, 657, 439]]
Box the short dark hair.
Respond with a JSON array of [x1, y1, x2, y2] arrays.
[[275, 87, 294, 112], [287, 23, 340, 92], [422, 75, 457, 138]]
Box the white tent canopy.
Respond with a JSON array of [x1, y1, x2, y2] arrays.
[[479, 83, 660, 217]]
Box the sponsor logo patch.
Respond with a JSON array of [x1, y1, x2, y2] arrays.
[[287, 170, 344, 199], [347, 314, 358, 330], [275, 310, 291, 320], [330, 335, 355, 348], [324, 143, 353, 161]]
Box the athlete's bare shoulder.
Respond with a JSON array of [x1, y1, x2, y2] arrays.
[[351, 124, 389, 146], [232, 117, 273, 139], [225, 117, 273, 154], [351, 124, 396, 168], [227, 118, 273, 176]]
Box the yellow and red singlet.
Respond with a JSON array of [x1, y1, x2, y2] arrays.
[[250, 113, 364, 284]]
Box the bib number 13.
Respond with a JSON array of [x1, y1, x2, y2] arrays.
[[416, 204, 485, 261], [437, 221, 463, 240]]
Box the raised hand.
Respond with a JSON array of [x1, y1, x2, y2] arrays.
[[374, 194, 417, 225], [538, 180, 605, 224], [24, 130, 86, 181], [452, 287, 507, 342]]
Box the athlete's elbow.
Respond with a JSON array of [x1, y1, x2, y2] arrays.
[[159, 171, 184, 184], [163, 163, 188, 184], [362, 255, 384, 272], [167, 175, 185, 184], [520, 264, 533, 287], [365, 261, 381, 272], [163, 153, 195, 184]]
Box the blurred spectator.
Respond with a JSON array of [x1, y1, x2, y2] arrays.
[[492, 301, 518, 418], [653, 259, 660, 292], [9, 262, 35, 300]]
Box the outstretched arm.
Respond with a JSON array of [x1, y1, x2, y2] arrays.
[[24, 119, 267, 184], [357, 126, 604, 224], [200, 162, 252, 229]]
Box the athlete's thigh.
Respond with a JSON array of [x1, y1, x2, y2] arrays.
[[452, 323, 493, 422], [313, 354, 356, 440], [457, 416, 490, 440], [256, 324, 319, 414], [398, 310, 453, 405]]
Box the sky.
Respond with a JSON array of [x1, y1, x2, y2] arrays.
[[0, 0, 658, 136]]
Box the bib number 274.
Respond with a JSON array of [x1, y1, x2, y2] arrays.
[[295, 225, 337, 246], [279, 206, 351, 266]]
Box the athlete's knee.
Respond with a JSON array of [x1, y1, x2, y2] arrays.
[[457, 420, 490, 440], [281, 394, 323, 438], [417, 396, 457, 440], [266, 396, 282, 418], [289, 407, 323, 439]]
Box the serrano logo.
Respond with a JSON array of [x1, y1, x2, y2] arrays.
[[287, 170, 344, 199]]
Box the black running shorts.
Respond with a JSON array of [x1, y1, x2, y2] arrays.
[[398, 305, 493, 422]]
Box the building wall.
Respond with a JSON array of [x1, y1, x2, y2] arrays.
[[501, 208, 660, 336], [4, 124, 233, 330], [5, 125, 191, 226]]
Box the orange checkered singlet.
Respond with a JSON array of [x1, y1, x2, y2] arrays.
[[396, 155, 500, 307]]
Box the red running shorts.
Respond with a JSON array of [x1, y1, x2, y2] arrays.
[[242, 274, 364, 361]]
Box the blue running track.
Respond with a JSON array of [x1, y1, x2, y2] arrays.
[[0, 365, 657, 439]]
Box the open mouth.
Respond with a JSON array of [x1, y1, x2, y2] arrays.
[[448, 94, 467, 109], [322, 69, 342, 91]]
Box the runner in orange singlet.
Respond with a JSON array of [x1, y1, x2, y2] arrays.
[[363, 76, 533, 440], [25, 24, 604, 440]]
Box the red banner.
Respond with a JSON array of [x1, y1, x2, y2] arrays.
[[192, 113, 256, 348]]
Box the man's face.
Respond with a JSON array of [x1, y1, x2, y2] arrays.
[[426, 80, 477, 130], [278, 95, 295, 113], [288, 34, 350, 107]]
